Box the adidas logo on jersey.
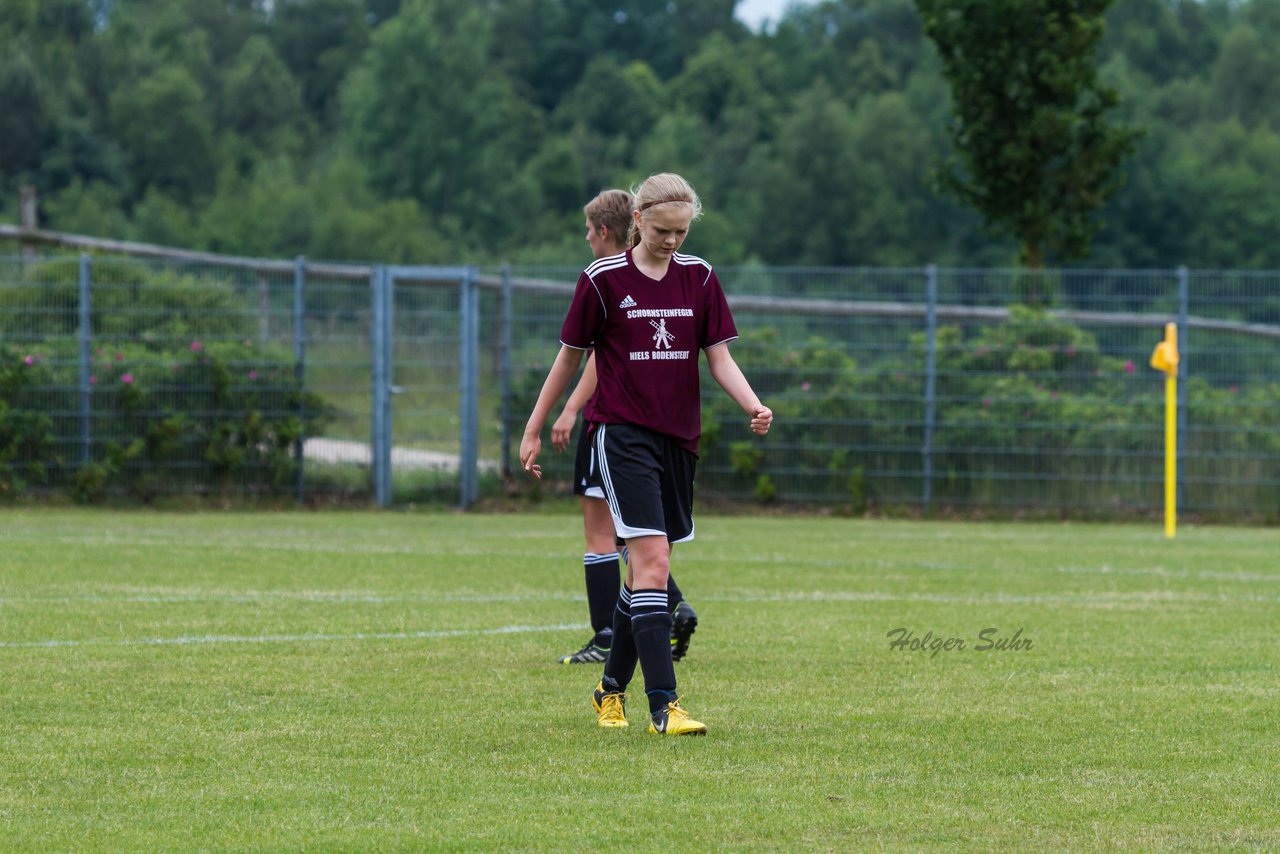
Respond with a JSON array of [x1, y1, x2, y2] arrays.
[[619, 295, 637, 309]]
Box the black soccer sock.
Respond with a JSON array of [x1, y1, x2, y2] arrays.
[[666, 573, 684, 610], [630, 588, 677, 714], [601, 586, 635, 693], [583, 552, 621, 638]]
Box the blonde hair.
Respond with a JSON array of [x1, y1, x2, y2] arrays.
[[628, 172, 702, 247], [583, 189, 633, 252]]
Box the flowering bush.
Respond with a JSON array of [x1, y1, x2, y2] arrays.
[[0, 259, 333, 502], [0, 346, 60, 496], [76, 339, 332, 501]]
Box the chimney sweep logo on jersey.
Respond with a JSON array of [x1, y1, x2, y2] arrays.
[[627, 307, 692, 361], [650, 319, 675, 349]]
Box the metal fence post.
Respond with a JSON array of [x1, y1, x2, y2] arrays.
[[293, 255, 306, 503], [922, 264, 938, 512], [459, 267, 480, 508], [499, 263, 513, 479], [383, 267, 395, 507], [78, 254, 92, 467], [371, 265, 392, 507], [257, 272, 271, 342]]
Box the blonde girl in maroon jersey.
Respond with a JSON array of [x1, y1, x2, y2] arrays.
[[521, 173, 771, 735]]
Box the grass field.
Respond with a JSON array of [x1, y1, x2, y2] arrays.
[[2, 510, 1278, 851]]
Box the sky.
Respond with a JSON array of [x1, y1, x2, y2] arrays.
[[735, 0, 819, 31]]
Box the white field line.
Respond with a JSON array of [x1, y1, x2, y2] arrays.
[[3, 588, 1278, 610], [0, 591, 584, 605], [4, 588, 1276, 649], [0, 622, 590, 650], [0, 533, 571, 560]]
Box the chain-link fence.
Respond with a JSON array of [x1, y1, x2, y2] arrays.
[[3, 246, 1278, 519]]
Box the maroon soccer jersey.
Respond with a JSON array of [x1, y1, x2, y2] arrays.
[[559, 249, 738, 453]]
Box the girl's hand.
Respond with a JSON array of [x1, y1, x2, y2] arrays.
[[750, 406, 772, 435], [519, 434, 543, 478], [550, 409, 576, 452]]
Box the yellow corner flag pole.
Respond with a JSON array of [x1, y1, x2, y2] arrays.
[[1149, 323, 1180, 538]]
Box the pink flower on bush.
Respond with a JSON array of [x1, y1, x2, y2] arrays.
[[115, 352, 124, 362], [191, 341, 203, 352], [121, 374, 134, 384], [23, 354, 34, 366], [248, 370, 259, 381], [1124, 360, 1135, 373], [801, 381, 811, 392]]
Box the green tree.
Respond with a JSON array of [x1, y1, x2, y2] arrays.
[[769, 0, 928, 100], [751, 83, 855, 264], [9, 0, 1280, 270], [108, 63, 217, 202], [489, 0, 740, 110], [672, 32, 775, 129], [221, 34, 311, 154], [39, 116, 125, 197], [1167, 120, 1280, 268], [1209, 24, 1280, 130], [551, 56, 663, 193], [270, 0, 370, 127], [300, 155, 451, 263], [41, 178, 130, 237], [1100, 0, 1201, 84], [914, 0, 1143, 267], [1086, 123, 1189, 268], [130, 187, 198, 248], [752, 83, 936, 266], [342, 0, 540, 249], [0, 50, 47, 181]]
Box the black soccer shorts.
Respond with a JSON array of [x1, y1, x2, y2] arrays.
[[592, 422, 696, 544], [572, 421, 606, 499]]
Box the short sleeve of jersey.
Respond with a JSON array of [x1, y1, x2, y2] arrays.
[[700, 269, 737, 349], [560, 270, 605, 349]]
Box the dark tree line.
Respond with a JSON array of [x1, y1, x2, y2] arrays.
[[4, 0, 1280, 269]]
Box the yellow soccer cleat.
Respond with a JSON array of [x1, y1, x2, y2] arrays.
[[648, 698, 706, 736], [592, 682, 628, 728]]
